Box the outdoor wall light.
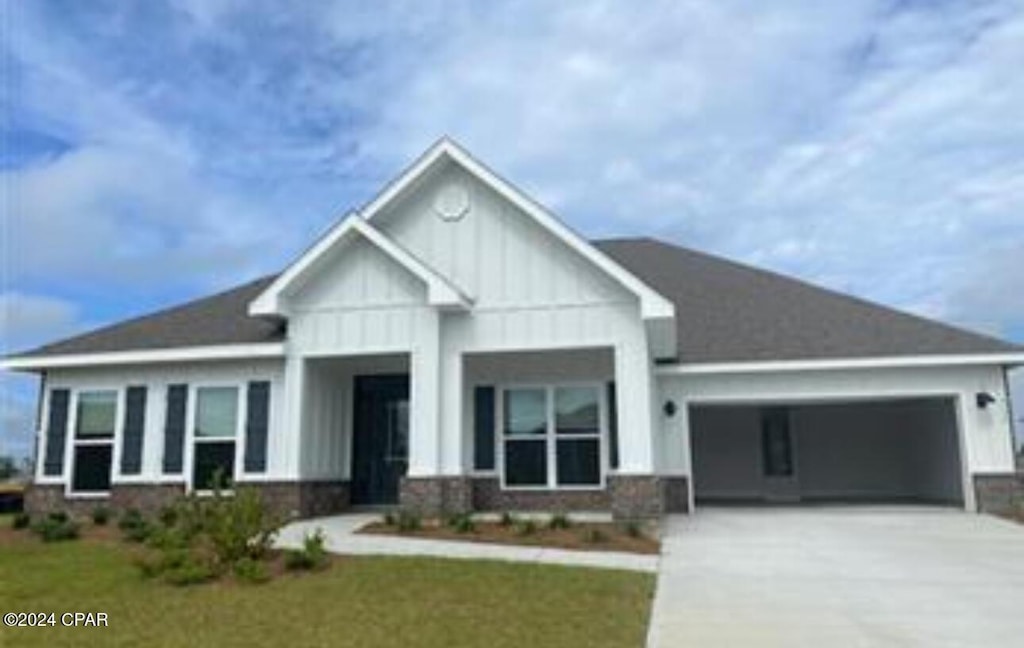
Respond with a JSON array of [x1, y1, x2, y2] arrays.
[[663, 400, 678, 417], [976, 392, 996, 409]]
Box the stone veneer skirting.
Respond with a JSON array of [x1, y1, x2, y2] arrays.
[[399, 475, 690, 519], [973, 473, 1024, 516], [24, 480, 350, 521]]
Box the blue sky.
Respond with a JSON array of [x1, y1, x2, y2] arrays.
[[2, 0, 1024, 460]]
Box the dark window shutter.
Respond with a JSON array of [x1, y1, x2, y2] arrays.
[[120, 386, 147, 475], [43, 389, 70, 476], [473, 386, 496, 471], [163, 384, 188, 474], [244, 381, 270, 473], [607, 382, 619, 470]]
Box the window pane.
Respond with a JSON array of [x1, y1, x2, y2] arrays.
[[76, 391, 117, 438], [556, 439, 600, 486], [196, 387, 238, 438], [193, 441, 235, 490], [72, 445, 112, 492], [504, 440, 547, 486], [555, 387, 599, 435], [504, 388, 546, 436]]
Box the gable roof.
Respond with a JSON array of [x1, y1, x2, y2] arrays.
[[595, 238, 1022, 364], [355, 138, 676, 322], [6, 236, 1021, 371], [249, 214, 471, 316]]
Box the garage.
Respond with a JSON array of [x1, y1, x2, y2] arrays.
[[689, 398, 965, 505]]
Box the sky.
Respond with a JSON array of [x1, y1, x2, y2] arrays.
[[2, 0, 1024, 461]]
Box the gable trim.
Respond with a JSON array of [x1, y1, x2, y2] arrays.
[[361, 138, 676, 323], [2, 343, 286, 371], [248, 214, 471, 317]]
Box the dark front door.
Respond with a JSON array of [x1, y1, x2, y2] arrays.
[[351, 374, 410, 505]]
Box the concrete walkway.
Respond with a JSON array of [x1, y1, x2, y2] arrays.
[[647, 507, 1024, 648], [276, 513, 658, 573]]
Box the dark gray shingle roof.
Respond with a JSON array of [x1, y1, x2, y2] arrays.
[[594, 237, 1020, 363], [17, 276, 285, 358], [13, 237, 1019, 363]]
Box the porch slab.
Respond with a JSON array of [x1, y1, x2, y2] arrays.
[[275, 513, 658, 573]]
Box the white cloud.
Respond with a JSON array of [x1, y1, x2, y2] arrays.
[[0, 292, 82, 353]]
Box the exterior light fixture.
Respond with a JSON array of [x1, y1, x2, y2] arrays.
[[976, 392, 996, 409], [663, 400, 678, 417]]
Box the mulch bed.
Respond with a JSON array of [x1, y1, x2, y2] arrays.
[[359, 519, 660, 554]]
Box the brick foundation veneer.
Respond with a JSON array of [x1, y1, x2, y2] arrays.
[[974, 473, 1024, 515], [24, 480, 349, 521], [399, 475, 690, 519]]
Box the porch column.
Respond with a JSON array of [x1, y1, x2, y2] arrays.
[[408, 310, 442, 476], [439, 343, 464, 475], [281, 353, 305, 479], [614, 336, 656, 474]]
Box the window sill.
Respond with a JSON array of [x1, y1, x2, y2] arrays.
[[500, 485, 606, 492], [66, 491, 111, 500]]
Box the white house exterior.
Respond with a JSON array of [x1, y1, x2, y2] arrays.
[[6, 139, 1023, 519]]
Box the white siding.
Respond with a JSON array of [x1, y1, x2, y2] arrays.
[[36, 359, 288, 486]]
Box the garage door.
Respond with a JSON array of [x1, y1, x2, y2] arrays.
[[689, 398, 964, 505]]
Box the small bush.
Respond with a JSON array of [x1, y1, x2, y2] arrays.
[[382, 511, 396, 526], [622, 521, 643, 539], [515, 519, 537, 537], [48, 510, 69, 523], [396, 511, 421, 533], [498, 511, 515, 527], [158, 505, 179, 528], [12, 512, 30, 530], [91, 506, 111, 526], [448, 513, 475, 534], [583, 528, 608, 544], [163, 558, 216, 586], [202, 488, 279, 565], [233, 557, 271, 584], [31, 516, 79, 542], [285, 528, 329, 572], [548, 513, 571, 530], [119, 510, 153, 543]]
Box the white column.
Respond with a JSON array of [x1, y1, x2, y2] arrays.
[[281, 353, 306, 480], [614, 333, 656, 474], [408, 310, 442, 476], [439, 338, 464, 475]]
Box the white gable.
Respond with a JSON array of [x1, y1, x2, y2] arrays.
[[287, 234, 425, 310], [372, 159, 628, 308]]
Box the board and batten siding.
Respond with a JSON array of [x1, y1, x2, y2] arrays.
[[657, 363, 1017, 511], [34, 359, 289, 485]]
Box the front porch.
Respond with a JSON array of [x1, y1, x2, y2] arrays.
[[296, 347, 687, 520]]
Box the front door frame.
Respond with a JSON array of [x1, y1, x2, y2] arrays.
[[350, 373, 410, 505]]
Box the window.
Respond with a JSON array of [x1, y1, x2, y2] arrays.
[[192, 387, 239, 490], [71, 390, 117, 494], [502, 385, 604, 489]]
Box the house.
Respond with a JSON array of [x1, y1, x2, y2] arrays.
[[6, 139, 1024, 520]]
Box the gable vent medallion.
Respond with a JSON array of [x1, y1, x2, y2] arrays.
[[433, 183, 470, 221]]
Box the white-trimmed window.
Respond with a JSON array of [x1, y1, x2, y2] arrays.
[[501, 384, 604, 489], [71, 390, 117, 494], [192, 386, 239, 491]]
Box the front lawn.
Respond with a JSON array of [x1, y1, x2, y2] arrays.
[[0, 525, 654, 648]]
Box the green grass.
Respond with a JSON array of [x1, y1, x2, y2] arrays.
[[0, 537, 654, 648]]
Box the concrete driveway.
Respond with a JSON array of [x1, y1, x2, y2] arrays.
[[648, 507, 1024, 647]]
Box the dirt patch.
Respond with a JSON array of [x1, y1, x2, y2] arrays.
[[359, 519, 660, 555]]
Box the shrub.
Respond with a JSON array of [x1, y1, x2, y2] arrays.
[[548, 513, 571, 530], [498, 511, 515, 527], [163, 558, 217, 586], [284, 529, 329, 571], [31, 516, 79, 542], [119, 509, 152, 543], [382, 511, 396, 526], [448, 513, 475, 534], [201, 488, 279, 566], [233, 557, 271, 584], [396, 511, 421, 533], [12, 512, 30, 530], [158, 505, 179, 528], [48, 510, 69, 523], [622, 521, 643, 539], [91, 506, 111, 526], [583, 528, 608, 544], [515, 519, 537, 537]]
